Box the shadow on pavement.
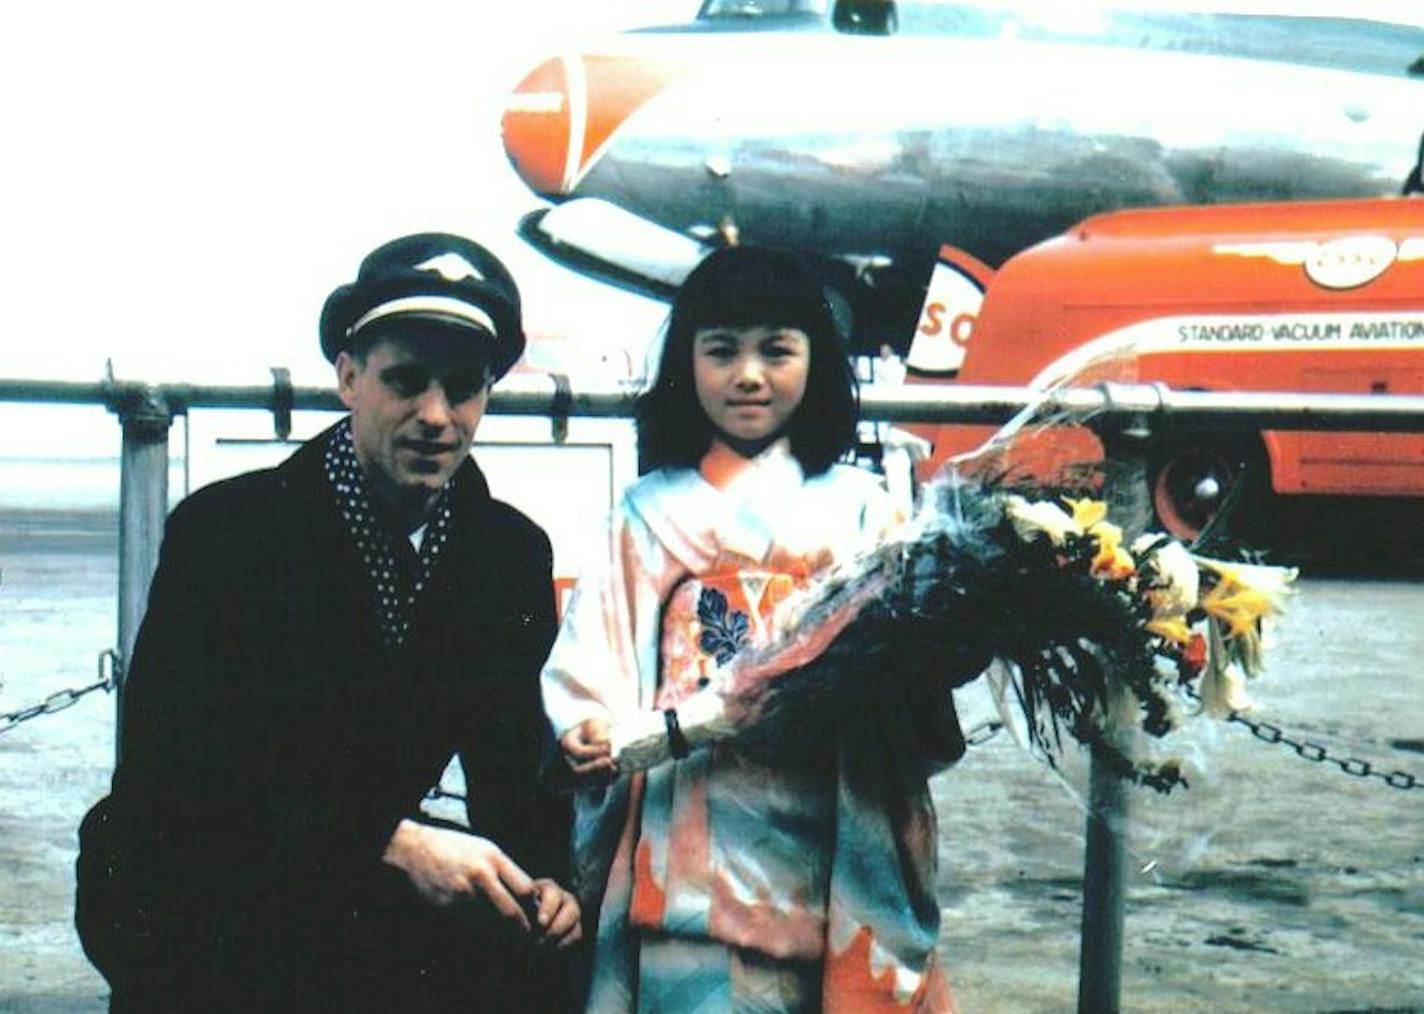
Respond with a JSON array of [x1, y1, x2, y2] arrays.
[[1230, 494, 1424, 577]]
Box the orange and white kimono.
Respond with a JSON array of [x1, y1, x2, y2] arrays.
[[542, 440, 962, 1013]]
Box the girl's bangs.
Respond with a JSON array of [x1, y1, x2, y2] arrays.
[[677, 248, 836, 340]]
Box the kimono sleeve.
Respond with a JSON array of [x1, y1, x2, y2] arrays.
[[541, 503, 676, 738]]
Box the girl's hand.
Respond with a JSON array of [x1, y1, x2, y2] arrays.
[[560, 717, 615, 777]]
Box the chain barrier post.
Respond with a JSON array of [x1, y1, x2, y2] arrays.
[[1078, 388, 1156, 1014], [114, 385, 173, 762]]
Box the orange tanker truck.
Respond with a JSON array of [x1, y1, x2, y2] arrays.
[[910, 197, 1424, 540]]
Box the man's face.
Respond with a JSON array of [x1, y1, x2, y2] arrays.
[[336, 330, 491, 509]]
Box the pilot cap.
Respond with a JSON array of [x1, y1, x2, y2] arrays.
[[319, 233, 525, 377]]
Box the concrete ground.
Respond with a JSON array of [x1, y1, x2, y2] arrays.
[[2, 506, 1422, 1012]]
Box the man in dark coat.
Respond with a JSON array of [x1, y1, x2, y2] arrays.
[[76, 234, 580, 1012]]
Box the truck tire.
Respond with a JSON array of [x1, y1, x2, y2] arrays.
[[1150, 436, 1266, 544]]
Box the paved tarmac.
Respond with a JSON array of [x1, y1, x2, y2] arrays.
[[2, 506, 1422, 1012]]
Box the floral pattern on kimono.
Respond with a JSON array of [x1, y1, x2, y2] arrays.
[[542, 441, 961, 1012]]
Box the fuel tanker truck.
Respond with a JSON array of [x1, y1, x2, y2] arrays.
[[907, 197, 1424, 540]]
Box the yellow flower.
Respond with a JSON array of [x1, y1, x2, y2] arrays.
[[1190, 558, 1296, 680], [1093, 519, 1125, 549], [1065, 498, 1136, 579], [1092, 541, 1137, 580], [1193, 556, 1297, 637], [1146, 616, 1193, 644], [1064, 497, 1108, 530]]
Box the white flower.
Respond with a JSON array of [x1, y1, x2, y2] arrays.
[[1004, 495, 1082, 546], [1200, 659, 1255, 719], [1132, 535, 1199, 618]]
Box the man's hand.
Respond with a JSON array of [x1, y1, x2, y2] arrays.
[[529, 878, 583, 950], [382, 820, 540, 932], [560, 717, 615, 777]]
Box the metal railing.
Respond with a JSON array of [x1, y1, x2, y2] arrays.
[[5, 368, 1424, 1014]]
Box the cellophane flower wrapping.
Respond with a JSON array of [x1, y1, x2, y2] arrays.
[[612, 352, 1296, 792], [613, 472, 1295, 792]]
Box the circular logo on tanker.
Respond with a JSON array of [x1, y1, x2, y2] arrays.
[[1304, 235, 1397, 290]]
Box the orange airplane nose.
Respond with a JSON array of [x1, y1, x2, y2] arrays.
[[503, 57, 573, 196], [502, 53, 685, 198]]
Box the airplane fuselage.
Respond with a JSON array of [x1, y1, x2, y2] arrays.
[[503, 12, 1424, 343]]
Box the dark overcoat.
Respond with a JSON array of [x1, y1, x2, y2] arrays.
[[76, 424, 570, 1012]]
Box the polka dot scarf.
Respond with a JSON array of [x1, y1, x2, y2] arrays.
[[322, 420, 455, 651]]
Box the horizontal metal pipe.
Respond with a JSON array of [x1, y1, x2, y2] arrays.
[[0, 379, 112, 405], [855, 382, 1424, 431], [6, 374, 1424, 432]]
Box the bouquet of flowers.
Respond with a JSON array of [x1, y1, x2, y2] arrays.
[[610, 476, 1296, 793]]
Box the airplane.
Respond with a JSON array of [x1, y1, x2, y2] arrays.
[[501, 0, 1424, 355]]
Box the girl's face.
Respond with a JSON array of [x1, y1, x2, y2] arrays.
[[692, 324, 811, 454]]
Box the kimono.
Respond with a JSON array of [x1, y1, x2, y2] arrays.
[[543, 440, 961, 1013]]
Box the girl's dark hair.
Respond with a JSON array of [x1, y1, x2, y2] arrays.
[[635, 246, 859, 475]]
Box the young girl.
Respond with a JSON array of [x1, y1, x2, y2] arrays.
[[542, 246, 964, 1013]]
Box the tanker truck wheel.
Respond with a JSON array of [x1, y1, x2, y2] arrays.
[[1150, 436, 1265, 544]]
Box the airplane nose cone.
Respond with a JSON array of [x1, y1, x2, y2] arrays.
[[503, 57, 574, 197], [502, 52, 685, 199]]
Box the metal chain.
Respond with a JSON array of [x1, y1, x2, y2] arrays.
[[1224, 709, 1421, 790], [1182, 686, 1422, 791], [0, 650, 118, 736]]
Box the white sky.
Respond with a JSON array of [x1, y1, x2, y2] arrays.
[[0, 1, 693, 390], [3, 0, 1418, 370], [1, 0, 1418, 455]]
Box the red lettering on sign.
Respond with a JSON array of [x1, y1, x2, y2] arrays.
[[950, 312, 976, 347], [918, 302, 945, 337]]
